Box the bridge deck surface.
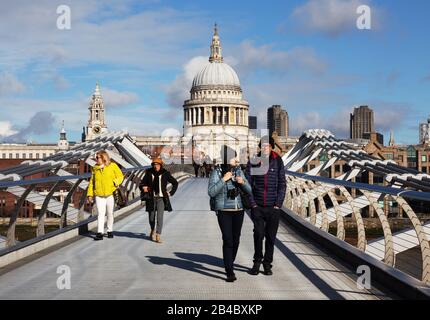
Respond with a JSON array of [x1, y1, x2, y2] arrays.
[[0, 178, 390, 300]]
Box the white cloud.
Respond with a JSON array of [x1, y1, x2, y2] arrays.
[[290, 103, 409, 139], [0, 121, 18, 137], [231, 41, 327, 76], [102, 87, 139, 108], [0, 1, 213, 102], [291, 109, 350, 138], [0, 72, 26, 96], [165, 56, 208, 108], [105, 112, 181, 136], [372, 102, 410, 133], [53, 74, 71, 90], [0, 95, 182, 142], [165, 41, 328, 110], [3, 111, 56, 143], [290, 0, 377, 36], [161, 128, 182, 137], [0, 97, 87, 143], [0, 2, 209, 72]]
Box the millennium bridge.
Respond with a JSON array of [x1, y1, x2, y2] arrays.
[[0, 130, 429, 300]]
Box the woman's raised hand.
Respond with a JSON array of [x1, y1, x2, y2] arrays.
[[223, 172, 233, 182], [236, 176, 244, 185]]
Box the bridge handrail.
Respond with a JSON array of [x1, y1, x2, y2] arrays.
[[0, 165, 193, 267], [286, 170, 430, 202], [0, 166, 151, 188], [285, 169, 430, 286], [0, 165, 154, 249]]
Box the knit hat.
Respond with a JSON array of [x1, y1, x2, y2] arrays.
[[151, 157, 163, 166], [259, 136, 275, 149], [220, 145, 237, 164]]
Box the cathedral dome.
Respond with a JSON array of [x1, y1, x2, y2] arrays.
[[192, 62, 240, 88], [191, 24, 241, 89], [183, 24, 249, 140]]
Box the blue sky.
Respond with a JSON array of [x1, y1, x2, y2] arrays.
[[0, 0, 429, 145]]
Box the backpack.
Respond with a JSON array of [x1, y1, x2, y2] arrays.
[[209, 168, 221, 211], [210, 197, 216, 211], [209, 167, 222, 211]]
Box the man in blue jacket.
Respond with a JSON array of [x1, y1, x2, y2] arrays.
[[246, 136, 286, 276]]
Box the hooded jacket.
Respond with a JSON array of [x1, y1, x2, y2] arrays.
[[208, 165, 252, 211], [87, 162, 124, 197]]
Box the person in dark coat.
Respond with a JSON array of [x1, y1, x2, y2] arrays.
[[140, 157, 178, 243], [245, 136, 286, 276], [204, 155, 212, 178], [193, 161, 200, 178]]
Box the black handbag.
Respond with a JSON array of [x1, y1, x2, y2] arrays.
[[113, 186, 127, 208], [141, 191, 151, 202], [239, 188, 252, 210], [139, 179, 151, 202]]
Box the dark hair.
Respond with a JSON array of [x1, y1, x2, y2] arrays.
[[220, 145, 237, 175], [259, 136, 275, 149], [220, 145, 237, 165]]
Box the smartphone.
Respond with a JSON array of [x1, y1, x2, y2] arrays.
[[231, 167, 238, 181]]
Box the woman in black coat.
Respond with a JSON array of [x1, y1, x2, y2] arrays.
[[140, 157, 178, 243]]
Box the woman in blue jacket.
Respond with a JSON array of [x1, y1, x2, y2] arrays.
[[208, 146, 252, 282]]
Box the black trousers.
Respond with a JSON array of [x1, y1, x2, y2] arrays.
[[217, 210, 244, 273], [251, 206, 280, 266]]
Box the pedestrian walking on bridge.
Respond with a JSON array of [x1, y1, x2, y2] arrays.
[[87, 150, 124, 241], [208, 146, 252, 282], [246, 136, 286, 276], [140, 158, 178, 243]]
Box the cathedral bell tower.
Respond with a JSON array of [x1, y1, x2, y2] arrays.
[[57, 120, 69, 150], [85, 82, 108, 141], [209, 23, 223, 63]]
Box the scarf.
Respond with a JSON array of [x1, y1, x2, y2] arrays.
[[220, 164, 233, 176], [152, 168, 163, 196]]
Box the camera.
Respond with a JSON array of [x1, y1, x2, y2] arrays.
[[227, 188, 239, 199], [230, 167, 240, 181]]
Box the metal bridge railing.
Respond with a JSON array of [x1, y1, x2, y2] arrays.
[[285, 170, 430, 285], [0, 166, 150, 249]]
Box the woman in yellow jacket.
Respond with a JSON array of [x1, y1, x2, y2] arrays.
[[87, 150, 124, 241]]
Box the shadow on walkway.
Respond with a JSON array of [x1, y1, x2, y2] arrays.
[[113, 231, 150, 240], [243, 210, 346, 300], [82, 231, 151, 241], [145, 255, 226, 281], [81, 231, 100, 240], [274, 238, 346, 300], [174, 252, 249, 272]]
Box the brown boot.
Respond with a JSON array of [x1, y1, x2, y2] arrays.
[[156, 233, 162, 243], [150, 229, 156, 241]]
